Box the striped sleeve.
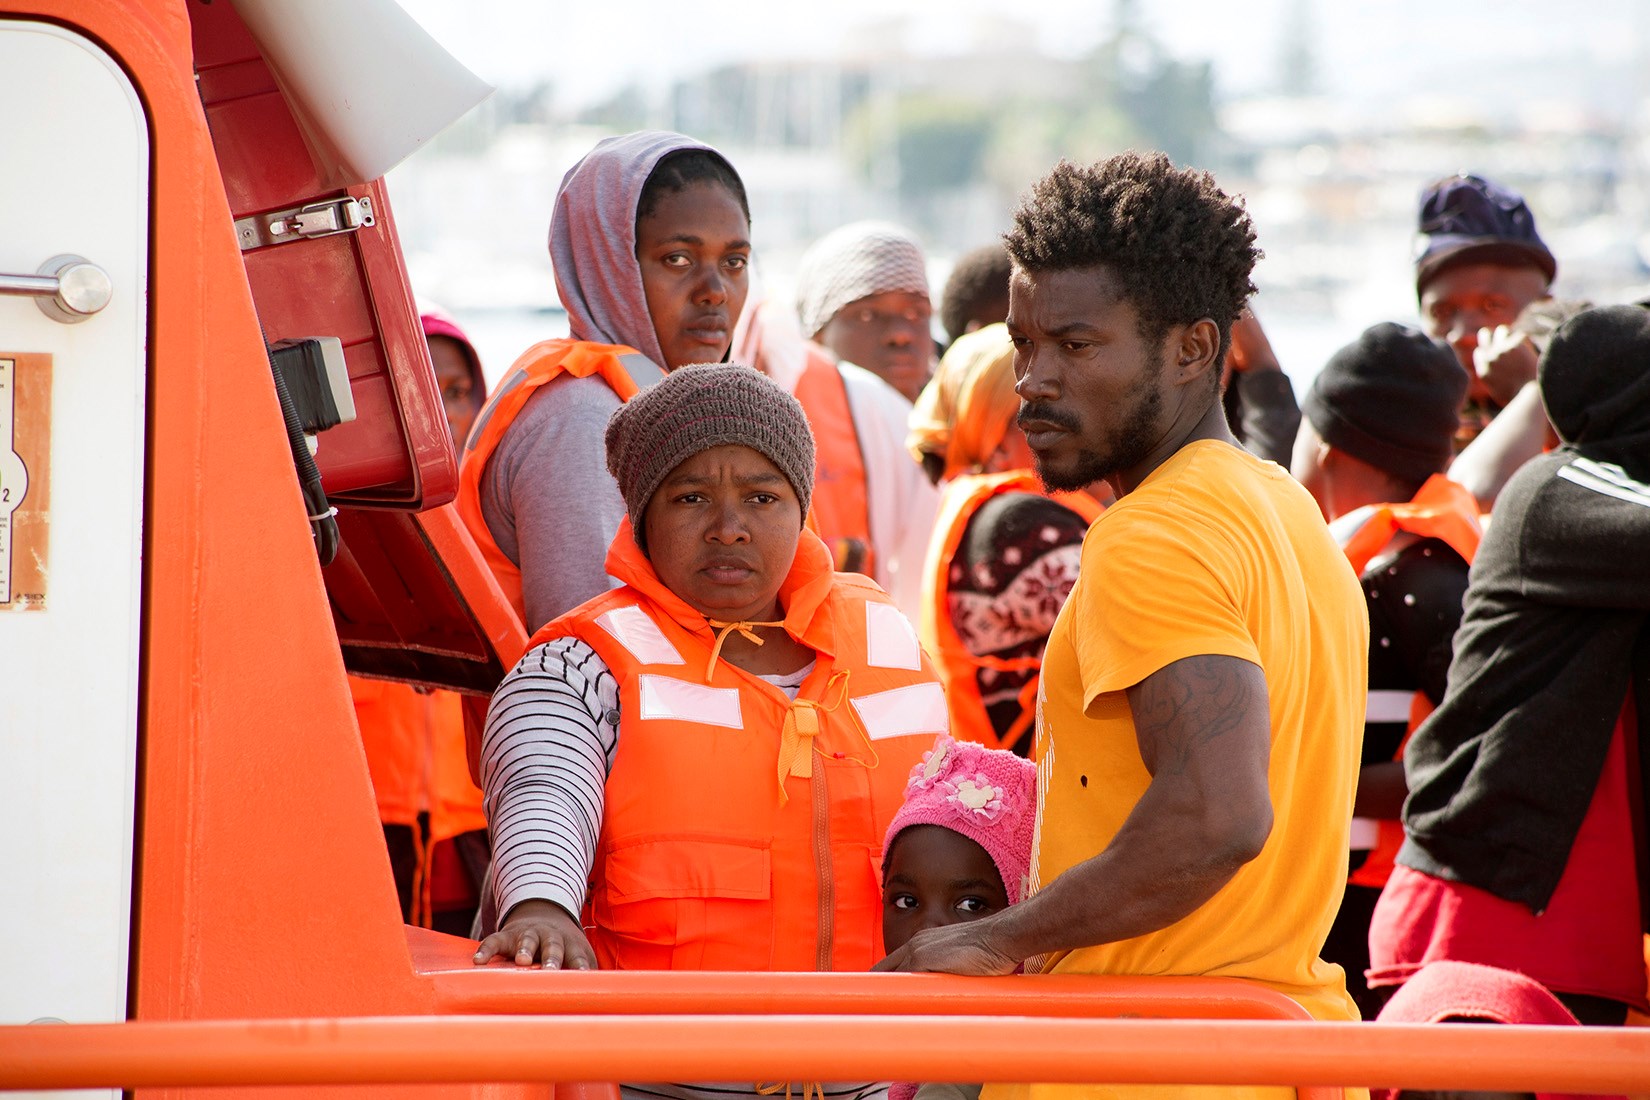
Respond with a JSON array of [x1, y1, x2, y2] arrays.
[[481, 635, 621, 923]]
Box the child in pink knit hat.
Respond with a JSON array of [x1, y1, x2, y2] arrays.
[[884, 735, 1036, 956], [881, 734, 1038, 958], [881, 735, 1037, 1100]]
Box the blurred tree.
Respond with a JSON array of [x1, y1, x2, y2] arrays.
[[894, 96, 993, 194], [581, 83, 650, 134], [1079, 0, 1218, 166], [871, 0, 1220, 216]]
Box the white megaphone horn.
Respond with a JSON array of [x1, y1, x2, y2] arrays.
[[229, 0, 494, 188]]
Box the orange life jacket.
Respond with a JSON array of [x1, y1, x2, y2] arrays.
[[918, 470, 1104, 752], [347, 676, 487, 924], [791, 344, 875, 577], [1334, 474, 1482, 889], [528, 522, 941, 972], [454, 339, 660, 625]]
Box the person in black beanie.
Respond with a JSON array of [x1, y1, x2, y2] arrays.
[[1368, 304, 1650, 1027], [1291, 323, 1483, 1017], [1413, 174, 1556, 448]]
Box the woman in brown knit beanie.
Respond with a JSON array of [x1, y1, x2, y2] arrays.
[[477, 364, 944, 1024], [605, 363, 819, 625], [605, 363, 816, 553]]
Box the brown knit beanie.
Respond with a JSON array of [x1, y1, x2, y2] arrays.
[[605, 364, 816, 551]]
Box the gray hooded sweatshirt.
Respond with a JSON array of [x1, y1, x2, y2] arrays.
[[479, 131, 724, 632]]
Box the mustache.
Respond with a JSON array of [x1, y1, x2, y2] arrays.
[[1017, 401, 1082, 433]]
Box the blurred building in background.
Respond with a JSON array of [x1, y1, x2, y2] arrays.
[[388, 0, 1650, 390]]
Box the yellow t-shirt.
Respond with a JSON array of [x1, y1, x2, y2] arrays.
[[989, 441, 1368, 1100]]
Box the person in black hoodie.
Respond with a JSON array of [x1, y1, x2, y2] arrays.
[[1367, 304, 1650, 1026]]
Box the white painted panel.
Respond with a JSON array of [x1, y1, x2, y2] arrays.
[[0, 24, 149, 1089]]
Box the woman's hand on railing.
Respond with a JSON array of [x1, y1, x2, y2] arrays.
[[473, 899, 599, 970]]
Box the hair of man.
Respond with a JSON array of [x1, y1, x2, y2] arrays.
[[1002, 151, 1261, 374]]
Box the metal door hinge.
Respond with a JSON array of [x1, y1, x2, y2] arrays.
[[235, 196, 375, 252]]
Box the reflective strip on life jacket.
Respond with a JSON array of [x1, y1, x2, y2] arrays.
[[918, 470, 1103, 751], [850, 681, 950, 741], [596, 604, 686, 666], [1366, 689, 1418, 726], [637, 674, 743, 727], [453, 340, 659, 633], [865, 600, 923, 671]]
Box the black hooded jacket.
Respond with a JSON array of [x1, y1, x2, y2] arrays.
[[1397, 305, 1650, 912]]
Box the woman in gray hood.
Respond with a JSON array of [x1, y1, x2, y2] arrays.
[[455, 130, 753, 634]]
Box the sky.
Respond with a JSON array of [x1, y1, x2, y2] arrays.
[[393, 0, 1648, 121]]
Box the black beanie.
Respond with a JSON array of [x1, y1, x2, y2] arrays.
[[1539, 304, 1650, 478], [1303, 323, 1467, 484]]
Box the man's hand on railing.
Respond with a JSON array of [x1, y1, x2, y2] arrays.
[[872, 918, 1018, 976], [473, 899, 599, 970]]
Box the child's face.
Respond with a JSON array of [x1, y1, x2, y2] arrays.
[[882, 824, 1010, 952]]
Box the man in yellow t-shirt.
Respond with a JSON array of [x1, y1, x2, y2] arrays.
[[877, 152, 1369, 1100]]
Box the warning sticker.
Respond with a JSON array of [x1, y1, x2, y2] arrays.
[[0, 353, 50, 611]]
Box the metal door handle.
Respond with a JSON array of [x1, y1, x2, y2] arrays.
[[0, 254, 112, 323]]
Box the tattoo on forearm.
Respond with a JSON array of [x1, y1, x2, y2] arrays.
[[1132, 656, 1258, 775]]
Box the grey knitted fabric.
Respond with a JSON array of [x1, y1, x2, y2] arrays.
[[794, 221, 929, 338], [604, 364, 817, 550]]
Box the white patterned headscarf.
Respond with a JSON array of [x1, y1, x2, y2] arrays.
[[794, 221, 929, 339]]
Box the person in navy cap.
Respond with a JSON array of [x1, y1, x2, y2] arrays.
[[1414, 174, 1556, 447]]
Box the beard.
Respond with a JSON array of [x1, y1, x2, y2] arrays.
[[1023, 353, 1166, 493]]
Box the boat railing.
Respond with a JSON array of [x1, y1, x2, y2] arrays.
[[6, 969, 1650, 1095]]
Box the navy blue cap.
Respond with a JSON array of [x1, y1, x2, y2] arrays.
[[1414, 174, 1556, 296]]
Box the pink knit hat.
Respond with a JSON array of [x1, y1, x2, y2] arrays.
[[881, 736, 1038, 905]]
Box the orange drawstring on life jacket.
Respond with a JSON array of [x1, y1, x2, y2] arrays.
[[704, 618, 787, 683], [756, 1081, 825, 1100], [704, 622, 881, 805]]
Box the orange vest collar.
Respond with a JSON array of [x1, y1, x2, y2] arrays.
[[1339, 473, 1482, 577], [603, 518, 842, 659]]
